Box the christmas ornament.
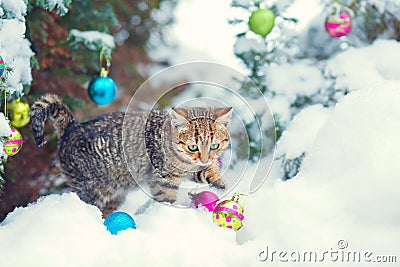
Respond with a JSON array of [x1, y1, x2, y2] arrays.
[[3, 127, 23, 156], [248, 8, 275, 37], [104, 211, 136, 235], [213, 193, 245, 231], [189, 190, 219, 212], [0, 56, 5, 77], [7, 99, 30, 128], [324, 4, 352, 38], [88, 47, 116, 105], [88, 76, 117, 105], [216, 156, 222, 168]]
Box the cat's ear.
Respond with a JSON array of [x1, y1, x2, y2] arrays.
[[170, 108, 189, 129], [214, 107, 233, 128]]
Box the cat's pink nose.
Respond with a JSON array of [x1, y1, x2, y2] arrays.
[[200, 158, 209, 165]]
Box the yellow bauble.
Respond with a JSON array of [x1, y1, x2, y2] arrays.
[[8, 99, 30, 128]]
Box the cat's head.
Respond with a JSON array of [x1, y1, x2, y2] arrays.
[[170, 107, 232, 167]]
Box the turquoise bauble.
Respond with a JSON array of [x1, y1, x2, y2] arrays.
[[104, 211, 136, 235], [88, 76, 117, 105]]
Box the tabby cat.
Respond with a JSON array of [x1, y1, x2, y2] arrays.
[[29, 94, 232, 215]]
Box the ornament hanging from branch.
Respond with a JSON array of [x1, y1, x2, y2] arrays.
[[1, 88, 23, 157], [7, 99, 30, 128], [248, 3, 275, 37], [0, 55, 5, 78], [325, 2, 352, 38], [88, 47, 117, 105], [3, 127, 23, 156]]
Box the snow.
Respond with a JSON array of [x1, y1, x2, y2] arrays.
[[0, 0, 26, 20], [43, 0, 71, 15], [386, 0, 400, 20], [276, 104, 331, 159], [263, 61, 330, 127], [234, 36, 266, 54], [298, 83, 400, 225], [283, 0, 322, 30], [368, 0, 400, 15], [0, 0, 75, 178], [268, 95, 291, 122], [266, 62, 327, 102], [0, 112, 10, 162], [0, 18, 34, 94], [150, 0, 243, 70], [0, 0, 34, 172], [0, 192, 250, 267], [69, 29, 116, 50], [2, 82, 400, 265], [326, 39, 400, 91], [0, 112, 11, 137], [2, 53, 400, 266]]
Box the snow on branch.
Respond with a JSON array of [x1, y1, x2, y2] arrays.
[[0, 0, 27, 21], [31, 0, 72, 16], [68, 29, 115, 51]]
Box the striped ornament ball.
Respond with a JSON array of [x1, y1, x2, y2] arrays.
[[212, 198, 245, 231], [3, 127, 23, 156]]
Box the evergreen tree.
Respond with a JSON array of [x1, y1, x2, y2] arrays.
[[230, 0, 400, 179], [0, 0, 118, 189], [0, 0, 175, 219]]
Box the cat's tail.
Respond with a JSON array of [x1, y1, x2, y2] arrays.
[[29, 94, 75, 147]]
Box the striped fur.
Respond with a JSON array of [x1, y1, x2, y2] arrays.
[[29, 94, 232, 215], [30, 94, 74, 147]]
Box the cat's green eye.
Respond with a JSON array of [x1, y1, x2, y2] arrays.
[[210, 144, 219, 150], [188, 145, 199, 152]]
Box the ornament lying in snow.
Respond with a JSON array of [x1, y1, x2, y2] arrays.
[[189, 190, 219, 212], [104, 211, 136, 235], [213, 193, 246, 231]]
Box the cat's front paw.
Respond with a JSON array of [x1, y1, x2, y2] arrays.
[[210, 179, 227, 190], [152, 191, 177, 204]]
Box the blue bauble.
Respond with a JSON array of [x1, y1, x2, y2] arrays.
[[104, 211, 136, 235], [88, 76, 117, 105]]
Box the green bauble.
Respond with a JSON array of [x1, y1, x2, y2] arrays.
[[248, 8, 275, 37]]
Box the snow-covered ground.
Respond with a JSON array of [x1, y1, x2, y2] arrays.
[[1, 0, 400, 266], [1, 71, 399, 266]]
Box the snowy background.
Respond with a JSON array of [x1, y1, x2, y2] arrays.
[[1, 0, 400, 266]]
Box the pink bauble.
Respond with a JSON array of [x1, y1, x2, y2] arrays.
[[325, 9, 352, 38], [216, 156, 222, 168], [189, 191, 219, 212]]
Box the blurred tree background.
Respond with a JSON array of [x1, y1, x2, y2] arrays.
[[0, 0, 176, 220], [1, 0, 399, 220], [230, 0, 400, 180]]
